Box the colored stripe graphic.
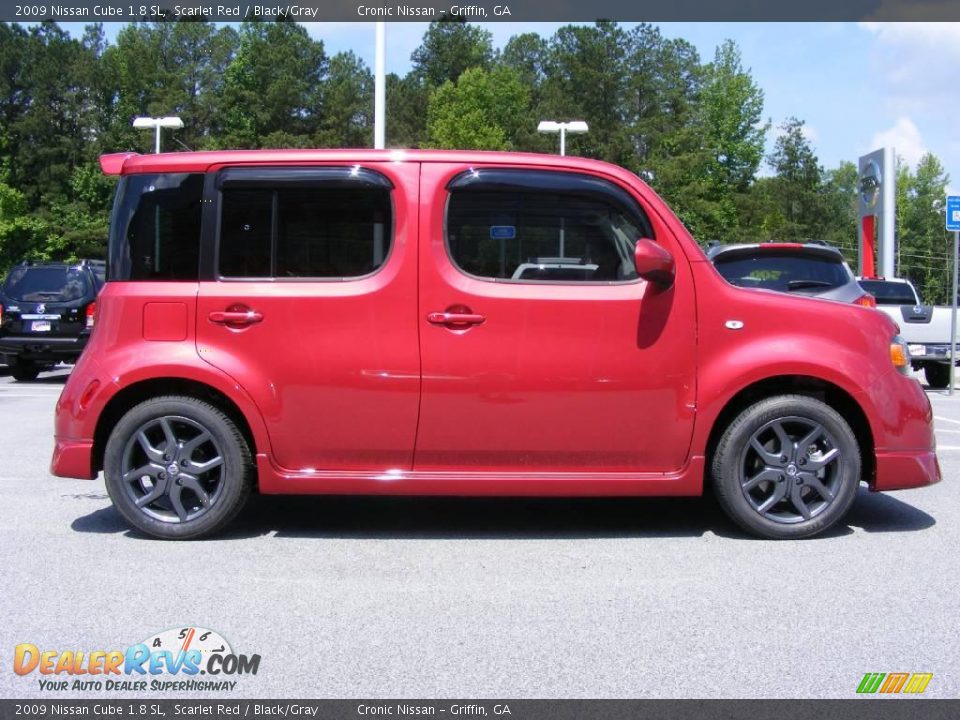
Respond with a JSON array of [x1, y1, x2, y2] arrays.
[[903, 673, 933, 694], [857, 672, 933, 694], [857, 673, 886, 693], [880, 673, 910, 693]]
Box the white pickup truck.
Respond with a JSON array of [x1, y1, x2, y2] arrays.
[[858, 277, 959, 388]]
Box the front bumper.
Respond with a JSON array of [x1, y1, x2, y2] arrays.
[[858, 368, 941, 491], [873, 450, 941, 491]]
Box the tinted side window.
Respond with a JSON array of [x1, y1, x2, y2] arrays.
[[219, 183, 392, 279], [109, 173, 204, 281], [446, 170, 650, 283], [220, 190, 272, 278]]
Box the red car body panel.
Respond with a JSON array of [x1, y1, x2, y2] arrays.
[[52, 149, 940, 497]]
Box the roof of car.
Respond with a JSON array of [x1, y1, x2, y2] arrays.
[[706, 242, 844, 261], [99, 149, 630, 177]]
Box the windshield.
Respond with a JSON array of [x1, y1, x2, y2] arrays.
[[713, 251, 850, 292], [857, 280, 918, 305], [2, 266, 91, 303]]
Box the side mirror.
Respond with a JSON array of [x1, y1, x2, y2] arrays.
[[634, 238, 675, 289]]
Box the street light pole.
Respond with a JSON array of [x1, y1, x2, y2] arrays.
[[537, 120, 588, 157], [374, 22, 386, 150], [132, 116, 184, 273], [537, 121, 588, 256], [132, 116, 185, 154]]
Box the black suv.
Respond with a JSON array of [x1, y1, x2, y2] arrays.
[[0, 260, 104, 381]]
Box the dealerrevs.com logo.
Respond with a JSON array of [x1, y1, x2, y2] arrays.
[[14, 627, 260, 693]]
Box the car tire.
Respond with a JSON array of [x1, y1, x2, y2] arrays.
[[9, 359, 40, 382], [711, 395, 860, 539], [104, 395, 254, 540], [924, 363, 951, 390]]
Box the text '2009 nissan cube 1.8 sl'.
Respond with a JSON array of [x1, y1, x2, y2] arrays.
[[51, 149, 940, 540]]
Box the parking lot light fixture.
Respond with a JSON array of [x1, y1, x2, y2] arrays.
[[537, 120, 589, 156], [132, 116, 185, 154]]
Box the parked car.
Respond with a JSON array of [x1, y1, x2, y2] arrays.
[[0, 259, 104, 381], [707, 241, 875, 306], [857, 276, 960, 389], [50, 150, 939, 540]]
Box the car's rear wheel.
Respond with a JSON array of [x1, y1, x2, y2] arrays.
[[712, 395, 860, 539], [9, 358, 40, 382], [104, 396, 254, 540], [924, 363, 951, 389]]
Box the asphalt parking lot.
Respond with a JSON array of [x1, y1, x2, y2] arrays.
[[1, 365, 958, 700]]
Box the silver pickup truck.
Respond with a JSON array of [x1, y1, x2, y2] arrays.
[[859, 277, 958, 388]]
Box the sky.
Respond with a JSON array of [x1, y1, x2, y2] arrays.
[[59, 21, 960, 193]]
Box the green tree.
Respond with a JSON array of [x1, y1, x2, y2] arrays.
[[315, 51, 373, 148], [0, 182, 50, 272], [819, 161, 859, 257], [6, 22, 97, 206], [701, 40, 767, 191], [218, 21, 326, 148], [427, 66, 529, 151], [766, 117, 823, 240], [539, 22, 633, 163], [898, 154, 951, 303], [411, 18, 494, 87]]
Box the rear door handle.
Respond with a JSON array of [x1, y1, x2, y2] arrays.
[[209, 309, 263, 326], [427, 312, 486, 326]]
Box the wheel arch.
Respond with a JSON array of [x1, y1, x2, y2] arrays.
[[92, 377, 259, 479], [703, 375, 875, 487]]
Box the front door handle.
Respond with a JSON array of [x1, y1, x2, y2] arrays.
[[427, 311, 486, 327], [209, 309, 263, 326]]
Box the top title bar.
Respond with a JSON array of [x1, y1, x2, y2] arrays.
[[3, 0, 960, 21]]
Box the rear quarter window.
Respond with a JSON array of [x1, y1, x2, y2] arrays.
[[109, 173, 204, 281]]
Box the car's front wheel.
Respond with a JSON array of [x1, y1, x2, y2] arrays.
[[104, 396, 254, 540], [711, 395, 860, 539]]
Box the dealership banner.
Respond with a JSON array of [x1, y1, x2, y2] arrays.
[[2, 700, 960, 720], [2, 0, 960, 21]]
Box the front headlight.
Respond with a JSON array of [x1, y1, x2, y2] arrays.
[[891, 334, 911, 375]]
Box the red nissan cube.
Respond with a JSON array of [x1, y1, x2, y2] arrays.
[[51, 149, 940, 540]]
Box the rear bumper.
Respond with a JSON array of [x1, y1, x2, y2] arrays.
[[50, 438, 96, 480], [0, 335, 88, 361], [909, 343, 956, 364], [873, 450, 941, 491]]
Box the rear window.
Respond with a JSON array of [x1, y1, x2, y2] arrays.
[[858, 280, 918, 305], [713, 251, 851, 292], [2, 266, 91, 303], [109, 173, 204, 281]]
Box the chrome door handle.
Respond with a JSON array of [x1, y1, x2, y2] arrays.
[[209, 309, 263, 326], [426, 312, 486, 326]]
